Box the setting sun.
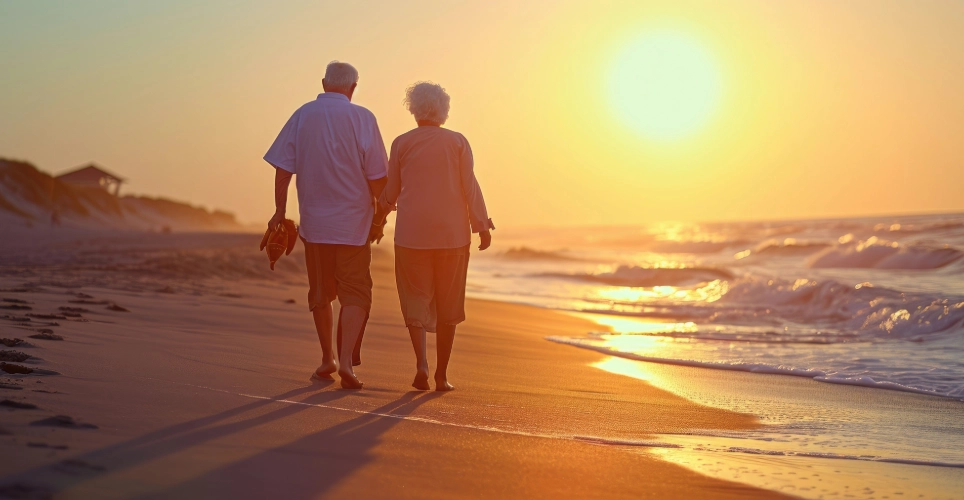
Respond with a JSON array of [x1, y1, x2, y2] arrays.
[[607, 30, 722, 141]]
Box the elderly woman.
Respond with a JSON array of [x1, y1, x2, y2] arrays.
[[375, 82, 494, 391]]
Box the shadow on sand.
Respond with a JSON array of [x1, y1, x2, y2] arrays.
[[138, 390, 440, 499], [1, 383, 439, 499]]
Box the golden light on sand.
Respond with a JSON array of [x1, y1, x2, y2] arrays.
[[607, 30, 722, 141]]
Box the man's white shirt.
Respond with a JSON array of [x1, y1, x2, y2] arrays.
[[264, 93, 388, 245]]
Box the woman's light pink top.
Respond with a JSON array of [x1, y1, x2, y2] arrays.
[[380, 125, 493, 250]]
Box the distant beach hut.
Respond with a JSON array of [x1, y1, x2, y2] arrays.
[[56, 163, 125, 196]]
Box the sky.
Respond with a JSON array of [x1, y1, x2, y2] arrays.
[[1, 0, 962, 228]]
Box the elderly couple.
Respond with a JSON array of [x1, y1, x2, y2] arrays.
[[264, 61, 494, 391]]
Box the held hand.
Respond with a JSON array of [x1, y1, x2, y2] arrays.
[[368, 223, 385, 245], [478, 230, 492, 251], [267, 211, 286, 232]]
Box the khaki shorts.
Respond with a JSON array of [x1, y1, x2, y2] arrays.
[[394, 245, 470, 332], [303, 239, 373, 313]]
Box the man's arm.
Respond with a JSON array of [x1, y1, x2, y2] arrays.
[[369, 176, 389, 222], [367, 176, 388, 243], [268, 167, 293, 230]]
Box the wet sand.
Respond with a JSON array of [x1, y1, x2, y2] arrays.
[[0, 232, 786, 499]]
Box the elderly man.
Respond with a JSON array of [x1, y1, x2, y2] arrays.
[[264, 61, 388, 389]]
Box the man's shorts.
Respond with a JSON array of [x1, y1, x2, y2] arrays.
[[394, 244, 470, 332], [302, 239, 373, 313]]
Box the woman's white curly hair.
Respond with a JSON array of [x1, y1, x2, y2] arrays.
[[404, 82, 450, 124]]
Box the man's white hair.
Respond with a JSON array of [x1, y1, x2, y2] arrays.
[[324, 61, 359, 91], [404, 82, 450, 124]]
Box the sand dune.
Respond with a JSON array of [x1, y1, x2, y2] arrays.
[[0, 159, 246, 232]]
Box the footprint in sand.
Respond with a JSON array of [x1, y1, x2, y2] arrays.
[[58, 307, 89, 314], [26, 442, 69, 450], [0, 399, 38, 410], [55, 459, 106, 473], [30, 415, 98, 429], [0, 304, 31, 311], [26, 313, 67, 320], [0, 363, 59, 375], [0, 484, 53, 499], [1, 363, 34, 375], [28, 332, 65, 341], [69, 299, 108, 305], [0, 315, 31, 322], [0, 350, 31, 362]]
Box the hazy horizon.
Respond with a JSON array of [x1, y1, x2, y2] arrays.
[[2, 0, 962, 227]]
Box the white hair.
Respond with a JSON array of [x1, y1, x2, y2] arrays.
[[404, 82, 450, 124], [324, 61, 358, 91]]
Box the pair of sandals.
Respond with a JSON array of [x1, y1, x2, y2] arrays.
[[259, 219, 299, 270]]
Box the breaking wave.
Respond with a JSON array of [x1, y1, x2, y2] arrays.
[[809, 237, 962, 269], [542, 266, 733, 287]]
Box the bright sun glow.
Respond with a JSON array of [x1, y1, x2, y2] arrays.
[[608, 30, 722, 141]]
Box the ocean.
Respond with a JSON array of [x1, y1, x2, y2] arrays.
[[467, 212, 964, 495], [471, 212, 964, 400]]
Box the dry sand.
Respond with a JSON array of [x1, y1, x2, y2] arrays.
[[0, 232, 788, 499]]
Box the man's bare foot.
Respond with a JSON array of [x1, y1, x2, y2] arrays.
[[339, 369, 364, 390], [412, 369, 430, 391], [312, 360, 337, 381], [435, 377, 454, 392]]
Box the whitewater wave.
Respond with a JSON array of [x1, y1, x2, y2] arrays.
[[749, 238, 831, 257], [809, 237, 962, 269], [568, 274, 964, 341], [499, 247, 585, 261], [547, 336, 964, 400], [543, 265, 733, 287], [648, 240, 746, 254]]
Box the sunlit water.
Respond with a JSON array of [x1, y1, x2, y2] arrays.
[[466, 213, 964, 496]]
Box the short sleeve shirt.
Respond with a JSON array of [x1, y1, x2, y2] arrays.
[[264, 93, 388, 245]]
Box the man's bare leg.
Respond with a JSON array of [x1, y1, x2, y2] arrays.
[[337, 305, 366, 389], [435, 324, 456, 391], [408, 325, 430, 390], [311, 302, 337, 379]]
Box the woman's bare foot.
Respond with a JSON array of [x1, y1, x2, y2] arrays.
[[312, 360, 337, 381], [339, 368, 364, 390], [435, 376, 454, 392], [412, 368, 430, 391]]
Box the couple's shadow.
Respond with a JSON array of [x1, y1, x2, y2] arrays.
[[136, 387, 441, 499], [3, 384, 440, 499]]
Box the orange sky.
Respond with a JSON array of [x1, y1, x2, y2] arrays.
[[1, 0, 962, 227]]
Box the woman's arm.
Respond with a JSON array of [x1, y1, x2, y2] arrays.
[[458, 137, 494, 234], [458, 136, 494, 250]]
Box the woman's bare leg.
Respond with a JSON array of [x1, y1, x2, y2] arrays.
[[408, 325, 430, 390], [435, 324, 456, 391]]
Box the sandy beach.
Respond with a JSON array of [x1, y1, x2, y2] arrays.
[[0, 231, 789, 499]]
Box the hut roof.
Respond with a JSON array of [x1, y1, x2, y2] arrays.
[[56, 163, 125, 183]]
